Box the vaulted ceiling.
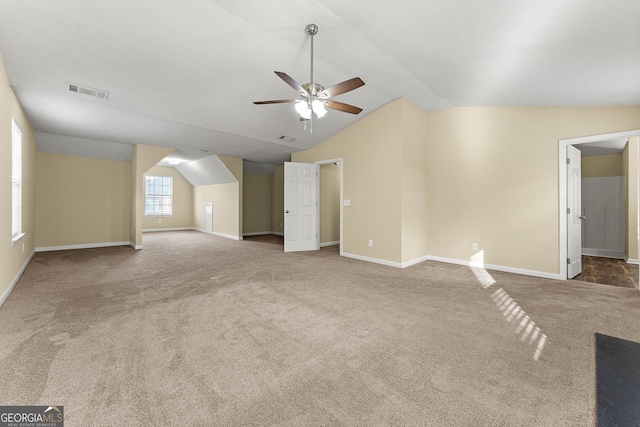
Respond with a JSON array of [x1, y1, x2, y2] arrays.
[[1, 0, 639, 169]]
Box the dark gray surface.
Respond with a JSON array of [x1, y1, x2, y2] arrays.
[[596, 333, 640, 426]]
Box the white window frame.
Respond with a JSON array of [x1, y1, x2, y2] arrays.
[[145, 175, 173, 216], [11, 119, 25, 245]]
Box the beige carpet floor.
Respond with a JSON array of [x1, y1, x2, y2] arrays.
[[1, 231, 639, 426]]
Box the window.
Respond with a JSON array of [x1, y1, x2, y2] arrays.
[[145, 175, 173, 216], [11, 119, 23, 244]]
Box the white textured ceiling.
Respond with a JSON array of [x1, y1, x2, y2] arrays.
[[577, 138, 629, 157], [176, 155, 237, 186], [1, 0, 639, 167]]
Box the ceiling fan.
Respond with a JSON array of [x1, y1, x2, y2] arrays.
[[253, 23, 365, 123]]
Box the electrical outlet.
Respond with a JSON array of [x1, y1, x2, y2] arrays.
[[472, 243, 478, 251], [368, 240, 373, 247]]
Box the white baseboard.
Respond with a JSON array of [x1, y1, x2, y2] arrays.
[[36, 241, 131, 252], [194, 228, 243, 241], [320, 241, 340, 247], [143, 227, 194, 233], [581, 248, 625, 259], [341, 252, 430, 269], [340, 251, 560, 279], [626, 258, 639, 265], [129, 242, 142, 250], [341, 252, 404, 268], [0, 250, 35, 308], [140, 227, 244, 241], [427, 255, 561, 280], [401, 255, 431, 268], [272, 232, 284, 237]]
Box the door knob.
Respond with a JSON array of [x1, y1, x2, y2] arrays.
[[579, 216, 587, 220], [285, 210, 289, 214]]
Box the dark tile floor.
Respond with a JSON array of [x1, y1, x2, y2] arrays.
[[573, 256, 639, 289]]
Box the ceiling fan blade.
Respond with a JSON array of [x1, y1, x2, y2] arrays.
[[325, 100, 363, 115], [275, 71, 307, 96], [253, 99, 296, 105], [318, 77, 365, 99]]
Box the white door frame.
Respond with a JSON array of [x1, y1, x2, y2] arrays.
[[314, 158, 344, 255], [558, 129, 640, 280]]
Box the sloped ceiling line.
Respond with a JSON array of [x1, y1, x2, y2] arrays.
[[176, 154, 237, 186], [1, 0, 638, 166]]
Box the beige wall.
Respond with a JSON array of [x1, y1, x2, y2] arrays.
[[320, 163, 340, 244], [293, 98, 431, 263], [271, 166, 284, 234], [35, 153, 130, 248], [143, 165, 193, 230], [0, 53, 36, 300], [193, 183, 241, 238], [293, 99, 405, 262], [293, 100, 640, 274], [218, 155, 243, 237], [243, 173, 272, 234], [623, 137, 639, 260], [582, 154, 623, 178], [426, 106, 640, 274], [400, 100, 430, 262], [192, 155, 243, 239], [130, 144, 174, 247]]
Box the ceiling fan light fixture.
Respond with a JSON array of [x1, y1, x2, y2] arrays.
[[253, 23, 365, 126], [295, 100, 312, 119], [300, 108, 312, 120], [312, 99, 327, 118]]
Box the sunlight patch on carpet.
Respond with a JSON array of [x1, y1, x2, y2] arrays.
[[470, 251, 548, 361]]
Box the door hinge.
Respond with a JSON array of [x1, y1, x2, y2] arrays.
[[566, 158, 570, 164], [567, 258, 571, 264], [567, 208, 570, 214]]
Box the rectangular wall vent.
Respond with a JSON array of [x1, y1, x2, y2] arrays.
[[68, 83, 109, 100], [279, 135, 296, 143]]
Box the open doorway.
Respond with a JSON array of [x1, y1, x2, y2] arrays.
[[316, 158, 343, 255], [559, 130, 640, 289], [282, 159, 343, 255]]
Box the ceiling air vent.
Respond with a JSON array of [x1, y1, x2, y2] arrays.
[[279, 135, 296, 143], [68, 83, 109, 100]]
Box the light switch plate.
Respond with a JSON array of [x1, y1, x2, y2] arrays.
[[344, 199, 351, 206]]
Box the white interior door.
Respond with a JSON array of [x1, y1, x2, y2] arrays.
[[567, 145, 582, 278], [284, 162, 319, 252], [204, 203, 213, 232]]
